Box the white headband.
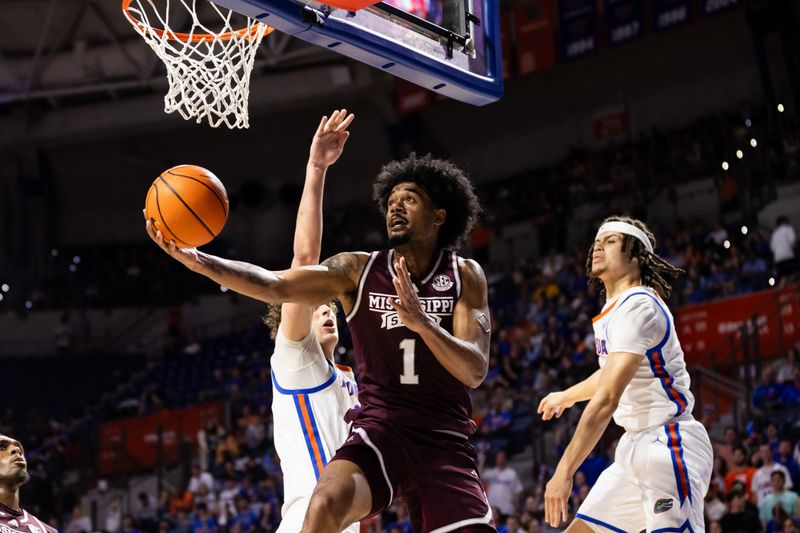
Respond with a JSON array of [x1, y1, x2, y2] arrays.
[[595, 221, 654, 254]]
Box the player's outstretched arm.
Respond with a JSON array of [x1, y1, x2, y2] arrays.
[[282, 109, 354, 341], [537, 369, 601, 421], [145, 217, 364, 306], [389, 256, 490, 388], [543, 352, 641, 528]]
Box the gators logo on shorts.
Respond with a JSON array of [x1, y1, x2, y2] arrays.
[[654, 498, 674, 514]]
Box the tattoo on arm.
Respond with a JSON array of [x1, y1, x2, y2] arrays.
[[199, 254, 274, 287], [321, 252, 361, 277]]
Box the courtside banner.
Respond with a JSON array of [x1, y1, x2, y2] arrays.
[[604, 0, 644, 46], [677, 287, 799, 365], [653, 0, 692, 31], [558, 0, 597, 60], [98, 402, 224, 475]]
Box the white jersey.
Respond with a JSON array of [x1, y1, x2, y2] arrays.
[[580, 286, 711, 533], [592, 286, 694, 432], [270, 325, 360, 533]]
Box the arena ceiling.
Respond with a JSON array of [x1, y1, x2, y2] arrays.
[[0, 0, 386, 144]]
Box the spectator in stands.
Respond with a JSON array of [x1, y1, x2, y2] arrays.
[[766, 423, 782, 454], [765, 505, 791, 533], [65, 505, 92, 533], [217, 478, 239, 521], [256, 500, 279, 531], [720, 488, 761, 533], [118, 514, 141, 533], [480, 386, 514, 442], [156, 490, 172, 519], [190, 503, 218, 533], [230, 495, 258, 532], [188, 465, 215, 496], [771, 216, 797, 285], [776, 440, 800, 488], [778, 350, 800, 385], [781, 369, 800, 407], [726, 446, 757, 501], [132, 492, 157, 530], [498, 515, 524, 533], [704, 482, 727, 523], [571, 471, 590, 501], [715, 426, 740, 471], [754, 367, 786, 412], [710, 456, 727, 496], [753, 444, 794, 506], [168, 489, 193, 518], [484, 450, 524, 518], [193, 483, 217, 514], [576, 445, 612, 487], [760, 471, 799, 527], [741, 250, 770, 292], [175, 509, 193, 533]]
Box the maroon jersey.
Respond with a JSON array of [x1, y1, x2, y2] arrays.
[[345, 249, 476, 436], [0, 503, 57, 533]]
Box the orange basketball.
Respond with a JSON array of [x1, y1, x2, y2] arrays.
[[144, 164, 229, 248]]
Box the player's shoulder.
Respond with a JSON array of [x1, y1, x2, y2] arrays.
[[615, 287, 664, 313], [321, 251, 372, 275], [456, 256, 486, 282]]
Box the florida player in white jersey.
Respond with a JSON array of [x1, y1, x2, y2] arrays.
[[264, 110, 359, 533], [0, 434, 58, 533], [538, 216, 712, 533]]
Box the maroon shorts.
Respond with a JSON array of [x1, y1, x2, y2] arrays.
[[332, 417, 496, 532]]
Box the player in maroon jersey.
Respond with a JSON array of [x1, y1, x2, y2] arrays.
[[0, 434, 58, 533], [146, 152, 494, 532]]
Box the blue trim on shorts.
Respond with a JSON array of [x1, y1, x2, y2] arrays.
[[651, 519, 695, 533], [676, 424, 692, 504], [575, 513, 627, 533]]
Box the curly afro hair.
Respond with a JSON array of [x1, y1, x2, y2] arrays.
[[372, 153, 481, 250], [586, 215, 685, 299]]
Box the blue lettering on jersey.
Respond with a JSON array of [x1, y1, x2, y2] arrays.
[[595, 338, 608, 355], [340, 377, 358, 397]]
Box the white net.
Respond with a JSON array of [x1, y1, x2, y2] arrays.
[[123, 0, 271, 129]]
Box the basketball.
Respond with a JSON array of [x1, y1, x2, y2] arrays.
[[144, 164, 229, 248]]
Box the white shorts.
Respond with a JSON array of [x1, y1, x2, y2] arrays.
[[277, 498, 360, 533], [577, 419, 712, 533]]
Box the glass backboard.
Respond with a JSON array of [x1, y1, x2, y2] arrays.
[[211, 0, 503, 105]]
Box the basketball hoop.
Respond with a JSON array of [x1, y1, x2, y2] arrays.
[[122, 0, 273, 129]]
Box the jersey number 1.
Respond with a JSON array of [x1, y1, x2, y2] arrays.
[[399, 338, 419, 385]]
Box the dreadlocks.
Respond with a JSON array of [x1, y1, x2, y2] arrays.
[[586, 215, 685, 299]]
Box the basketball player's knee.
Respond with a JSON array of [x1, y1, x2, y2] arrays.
[[307, 482, 350, 523]]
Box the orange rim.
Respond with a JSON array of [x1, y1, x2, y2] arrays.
[[122, 0, 273, 42]]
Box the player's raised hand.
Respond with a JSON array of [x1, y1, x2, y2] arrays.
[[308, 109, 355, 170], [537, 391, 576, 421], [144, 209, 201, 270], [388, 256, 432, 333]]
